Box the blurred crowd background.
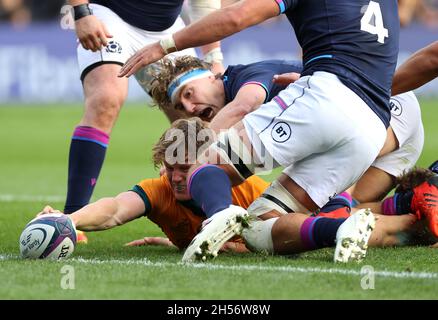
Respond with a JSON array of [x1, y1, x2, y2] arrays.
[[0, 0, 437, 103], [0, 0, 65, 26]]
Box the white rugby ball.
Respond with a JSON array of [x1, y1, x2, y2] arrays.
[[19, 213, 77, 260]]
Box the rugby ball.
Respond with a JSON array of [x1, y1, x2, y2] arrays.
[[19, 213, 77, 260]]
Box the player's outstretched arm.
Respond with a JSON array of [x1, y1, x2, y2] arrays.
[[39, 192, 145, 231], [118, 0, 280, 78], [69, 0, 113, 52], [392, 41, 438, 95], [71, 192, 145, 231]]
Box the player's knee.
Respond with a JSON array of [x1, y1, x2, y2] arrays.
[[270, 213, 309, 254], [89, 88, 125, 111], [83, 92, 124, 131]]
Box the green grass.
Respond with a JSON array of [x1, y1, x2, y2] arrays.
[[1, 100, 438, 300]]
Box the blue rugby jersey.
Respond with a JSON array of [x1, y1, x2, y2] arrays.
[[222, 59, 303, 103], [91, 0, 184, 31], [278, 0, 399, 128]]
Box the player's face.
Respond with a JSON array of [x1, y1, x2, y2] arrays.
[[164, 161, 192, 201], [178, 77, 224, 121]]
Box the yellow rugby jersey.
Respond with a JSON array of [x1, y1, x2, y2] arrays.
[[131, 175, 269, 249]]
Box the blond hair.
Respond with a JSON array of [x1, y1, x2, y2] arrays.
[[152, 117, 214, 168], [150, 56, 212, 111]]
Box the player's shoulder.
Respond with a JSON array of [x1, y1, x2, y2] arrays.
[[136, 175, 172, 193]]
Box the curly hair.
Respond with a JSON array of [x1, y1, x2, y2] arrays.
[[150, 55, 212, 112], [395, 167, 437, 193], [152, 117, 214, 168]]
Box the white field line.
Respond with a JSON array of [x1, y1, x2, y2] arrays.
[[0, 194, 64, 202], [1, 254, 438, 280]]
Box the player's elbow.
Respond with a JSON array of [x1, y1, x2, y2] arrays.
[[109, 208, 127, 228], [101, 215, 124, 230], [110, 216, 125, 228], [97, 198, 125, 229]]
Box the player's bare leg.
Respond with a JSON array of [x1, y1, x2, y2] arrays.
[[348, 167, 396, 204], [80, 65, 128, 133], [65, 64, 128, 244], [242, 208, 375, 263], [368, 213, 418, 247]]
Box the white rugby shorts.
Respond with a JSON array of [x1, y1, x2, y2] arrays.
[[77, 4, 197, 88], [372, 91, 424, 177], [242, 71, 387, 207]]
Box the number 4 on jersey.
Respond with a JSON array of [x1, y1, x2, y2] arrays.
[[361, 1, 389, 44]]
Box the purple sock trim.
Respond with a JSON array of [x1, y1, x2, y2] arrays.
[[337, 192, 352, 205], [300, 217, 321, 250], [273, 96, 288, 110], [187, 164, 218, 195], [382, 196, 397, 215], [73, 126, 109, 147]]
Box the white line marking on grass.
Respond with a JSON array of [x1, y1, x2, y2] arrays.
[[0, 194, 64, 202], [65, 258, 438, 279], [0, 254, 17, 260], [2, 254, 437, 280]]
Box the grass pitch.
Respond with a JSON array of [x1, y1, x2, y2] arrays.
[[1, 100, 438, 300]]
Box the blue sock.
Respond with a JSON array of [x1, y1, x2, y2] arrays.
[[300, 217, 346, 249], [382, 192, 412, 215], [64, 126, 109, 214], [188, 165, 232, 218], [319, 192, 352, 213], [395, 190, 414, 214]]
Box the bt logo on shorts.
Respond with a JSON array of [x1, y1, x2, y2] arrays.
[[106, 41, 122, 54], [271, 122, 291, 143], [389, 99, 402, 117]]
